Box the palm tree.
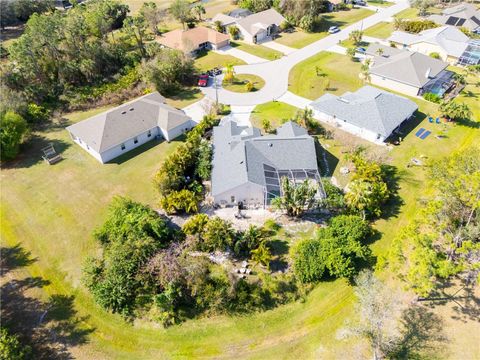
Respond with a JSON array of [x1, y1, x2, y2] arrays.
[[345, 180, 372, 220], [193, 4, 205, 21], [213, 20, 223, 33], [360, 59, 371, 83], [224, 63, 235, 84], [228, 25, 239, 39], [375, 48, 384, 56], [251, 242, 272, 270]]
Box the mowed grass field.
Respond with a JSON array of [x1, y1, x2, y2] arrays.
[[275, 8, 374, 48], [250, 101, 299, 131], [231, 41, 284, 61], [288, 51, 363, 99]]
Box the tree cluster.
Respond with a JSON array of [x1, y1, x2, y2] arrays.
[[388, 146, 480, 296], [0, 327, 32, 360], [279, 0, 330, 32], [0, 0, 54, 29], [393, 18, 438, 33], [154, 116, 219, 214], [291, 215, 371, 282], [344, 151, 390, 219]]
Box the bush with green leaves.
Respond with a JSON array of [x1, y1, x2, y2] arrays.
[[159, 189, 201, 215], [321, 179, 346, 213], [0, 327, 31, 360], [291, 238, 325, 283], [396, 19, 437, 33], [272, 177, 319, 217], [83, 197, 172, 316], [422, 92, 441, 103], [195, 139, 213, 181], [0, 111, 28, 161]]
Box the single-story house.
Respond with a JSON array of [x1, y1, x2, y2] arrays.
[[365, 44, 453, 97], [66, 92, 194, 163], [309, 85, 418, 144], [212, 8, 286, 43], [428, 3, 480, 32], [157, 26, 230, 53], [388, 26, 470, 65], [211, 120, 324, 207]]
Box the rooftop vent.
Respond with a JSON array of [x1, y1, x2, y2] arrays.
[[121, 111, 127, 114], [268, 143, 273, 147], [338, 97, 350, 104], [129, 107, 134, 111]]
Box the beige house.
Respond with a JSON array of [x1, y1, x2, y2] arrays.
[[388, 26, 470, 65], [365, 44, 453, 97], [157, 26, 230, 53], [212, 8, 285, 43]]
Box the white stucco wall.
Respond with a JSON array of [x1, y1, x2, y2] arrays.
[[160, 120, 195, 142], [69, 132, 104, 163], [237, 24, 254, 43], [369, 74, 421, 97], [310, 110, 387, 144], [213, 182, 265, 207]]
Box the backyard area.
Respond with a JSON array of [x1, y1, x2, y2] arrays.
[[275, 8, 374, 48], [288, 52, 363, 100], [231, 41, 284, 61]]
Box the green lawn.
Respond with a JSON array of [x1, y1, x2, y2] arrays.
[[231, 41, 283, 61], [364, 22, 394, 39], [250, 101, 299, 131], [195, 51, 246, 72], [367, 0, 393, 7], [289, 52, 363, 100], [222, 74, 265, 93], [164, 87, 204, 109], [275, 8, 374, 49]]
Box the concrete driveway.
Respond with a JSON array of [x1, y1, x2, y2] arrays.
[[200, 0, 409, 107]]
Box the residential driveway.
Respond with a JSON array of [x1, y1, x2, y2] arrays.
[[221, 105, 256, 127], [261, 40, 296, 55], [277, 91, 312, 109], [183, 98, 208, 123], [327, 44, 348, 55], [214, 46, 267, 65], [200, 0, 410, 106]]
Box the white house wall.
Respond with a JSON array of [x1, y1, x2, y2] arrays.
[[99, 127, 161, 163], [310, 110, 387, 144], [237, 24, 254, 43], [369, 74, 420, 97], [160, 120, 195, 142], [68, 132, 104, 163], [213, 182, 265, 207]]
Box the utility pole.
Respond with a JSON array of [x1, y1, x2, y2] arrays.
[[213, 72, 219, 105]]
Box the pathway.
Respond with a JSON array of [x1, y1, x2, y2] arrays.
[[200, 0, 409, 106], [261, 40, 296, 55], [213, 46, 267, 65]]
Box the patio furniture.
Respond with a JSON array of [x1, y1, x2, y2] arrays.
[[41, 143, 62, 165], [436, 117, 440, 124], [428, 117, 434, 123]]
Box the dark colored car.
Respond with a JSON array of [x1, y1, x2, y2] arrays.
[[356, 47, 367, 53], [198, 74, 209, 87]]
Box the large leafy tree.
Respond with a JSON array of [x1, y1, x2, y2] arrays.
[[169, 0, 192, 30], [140, 2, 166, 35], [291, 238, 325, 283], [439, 100, 472, 121], [83, 197, 172, 316], [0, 111, 28, 161], [272, 177, 319, 217], [0, 327, 31, 360]]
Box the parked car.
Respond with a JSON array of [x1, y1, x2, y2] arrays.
[[356, 47, 367, 54], [207, 67, 222, 77], [328, 26, 340, 34], [198, 74, 209, 87], [354, 0, 367, 5]]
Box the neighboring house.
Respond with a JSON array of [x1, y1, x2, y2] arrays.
[[428, 3, 480, 32], [310, 86, 418, 144], [211, 120, 324, 208], [388, 26, 470, 65], [228, 8, 253, 18], [212, 8, 286, 43], [365, 44, 454, 97], [66, 92, 194, 164], [157, 26, 230, 54]]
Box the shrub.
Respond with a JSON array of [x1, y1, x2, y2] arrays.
[[398, 20, 437, 33], [195, 139, 213, 181], [182, 214, 209, 235], [291, 238, 325, 283], [299, 14, 316, 32], [423, 92, 441, 103], [160, 189, 200, 214], [201, 217, 236, 251], [0, 327, 31, 360], [429, 52, 440, 59], [0, 111, 28, 161], [245, 80, 254, 92]]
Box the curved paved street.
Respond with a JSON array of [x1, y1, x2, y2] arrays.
[[200, 0, 409, 107]]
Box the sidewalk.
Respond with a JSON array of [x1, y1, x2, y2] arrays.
[[261, 40, 296, 55], [214, 46, 267, 65]]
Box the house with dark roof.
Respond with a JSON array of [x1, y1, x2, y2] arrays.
[[211, 121, 324, 208], [365, 44, 453, 97], [388, 26, 470, 65], [66, 92, 193, 163], [212, 8, 285, 43], [428, 3, 480, 32], [310, 86, 418, 143]]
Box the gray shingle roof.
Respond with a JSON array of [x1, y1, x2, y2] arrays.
[[310, 85, 418, 138], [388, 26, 469, 58], [428, 3, 480, 31], [211, 121, 318, 196], [367, 45, 449, 87], [236, 8, 286, 36], [66, 92, 190, 153]]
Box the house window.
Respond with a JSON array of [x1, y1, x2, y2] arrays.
[[147, 130, 152, 137], [134, 137, 138, 144], [121, 143, 126, 150]]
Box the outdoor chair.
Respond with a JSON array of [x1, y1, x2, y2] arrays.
[[41, 143, 62, 165]]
